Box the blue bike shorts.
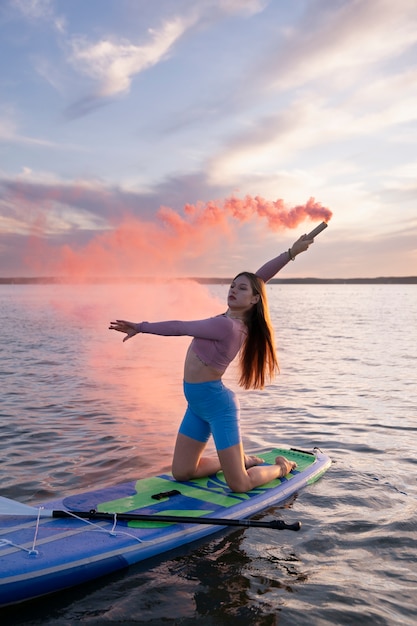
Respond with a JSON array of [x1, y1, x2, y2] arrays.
[[179, 380, 241, 451]]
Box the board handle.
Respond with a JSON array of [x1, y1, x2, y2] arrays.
[[151, 489, 181, 501]]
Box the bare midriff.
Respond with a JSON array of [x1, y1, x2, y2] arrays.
[[183, 346, 225, 383]]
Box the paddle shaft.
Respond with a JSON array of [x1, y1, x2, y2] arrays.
[[52, 509, 301, 531]]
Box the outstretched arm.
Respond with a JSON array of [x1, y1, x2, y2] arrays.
[[109, 316, 232, 343], [256, 234, 314, 283]]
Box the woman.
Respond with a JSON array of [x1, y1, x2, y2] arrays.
[[110, 234, 313, 492]]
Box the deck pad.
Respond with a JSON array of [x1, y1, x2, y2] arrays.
[[63, 448, 317, 527]]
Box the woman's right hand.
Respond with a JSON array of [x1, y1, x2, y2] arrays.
[[109, 320, 139, 342]]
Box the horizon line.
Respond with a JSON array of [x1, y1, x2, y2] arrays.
[[1, 276, 416, 285]]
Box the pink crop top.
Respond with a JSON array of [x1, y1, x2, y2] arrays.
[[138, 315, 247, 371], [136, 250, 290, 371]]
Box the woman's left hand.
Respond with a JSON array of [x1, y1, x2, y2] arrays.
[[290, 234, 314, 258]]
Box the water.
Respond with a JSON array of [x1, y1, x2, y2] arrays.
[[1, 282, 416, 625]]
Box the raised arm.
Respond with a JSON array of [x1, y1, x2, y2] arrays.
[[255, 234, 314, 283]]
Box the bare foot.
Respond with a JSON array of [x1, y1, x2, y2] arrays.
[[275, 455, 297, 476], [244, 454, 264, 469]]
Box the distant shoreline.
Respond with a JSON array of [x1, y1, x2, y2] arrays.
[[1, 276, 416, 285]]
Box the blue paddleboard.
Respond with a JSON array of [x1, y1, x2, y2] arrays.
[[0, 446, 331, 607]]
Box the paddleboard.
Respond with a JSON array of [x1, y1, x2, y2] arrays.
[[0, 446, 331, 607]]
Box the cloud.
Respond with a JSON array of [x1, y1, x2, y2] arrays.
[[9, 0, 271, 120], [11, 0, 65, 32], [60, 1, 271, 116], [11, 0, 54, 19], [206, 50, 417, 186], [0, 174, 154, 233], [260, 0, 417, 91], [0, 109, 58, 147], [68, 17, 192, 100], [207, 74, 417, 187]]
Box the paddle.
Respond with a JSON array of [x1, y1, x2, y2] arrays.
[[0, 496, 301, 531]]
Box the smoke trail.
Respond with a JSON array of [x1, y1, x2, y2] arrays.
[[179, 194, 332, 230], [42, 194, 331, 278]]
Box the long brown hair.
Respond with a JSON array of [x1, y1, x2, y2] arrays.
[[235, 272, 279, 390]]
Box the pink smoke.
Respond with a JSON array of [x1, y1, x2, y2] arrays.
[[43, 194, 331, 279]]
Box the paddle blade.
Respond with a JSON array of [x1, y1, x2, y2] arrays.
[[0, 496, 52, 518]]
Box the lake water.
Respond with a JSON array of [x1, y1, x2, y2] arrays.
[[1, 282, 416, 625]]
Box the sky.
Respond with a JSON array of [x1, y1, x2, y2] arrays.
[[1, 0, 417, 279]]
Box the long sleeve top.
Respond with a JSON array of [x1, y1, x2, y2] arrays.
[[136, 251, 291, 371]]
